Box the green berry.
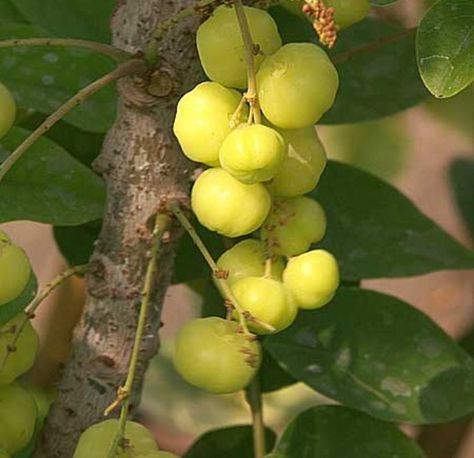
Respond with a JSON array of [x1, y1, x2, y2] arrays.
[[197, 5, 282, 89], [261, 197, 326, 256], [219, 124, 285, 184], [191, 168, 271, 237], [257, 43, 339, 128], [173, 317, 261, 394], [0, 83, 16, 139], [269, 127, 327, 197], [283, 249, 339, 309], [326, 0, 370, 29]]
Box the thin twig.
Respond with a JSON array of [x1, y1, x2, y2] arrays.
[[104, 213, 171, 458], [0, 264, 89, 372], [0, 58, 146, 184], [246, 377, 266, 458], [0, 38, 131, 62]]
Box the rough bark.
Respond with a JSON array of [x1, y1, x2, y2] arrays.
[[36, 1, 201, 456]]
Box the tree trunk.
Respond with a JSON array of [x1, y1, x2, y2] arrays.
[[36, 1, 201, 456]]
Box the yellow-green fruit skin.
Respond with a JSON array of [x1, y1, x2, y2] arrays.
[[261, 197, 326, 256], [0, 83, 16, 139], [0, 383, 37, 454], [0, 230, 10, 243], [197, 5, 282, 89], [173, 82, 246, 166], [269, 127, 327, 197], [326, 0, 370, 29], [217, 239, 284, 283], [191, 168, 271, 237], [0, 449, 9, 458], [139, 453, 179, 458], [231, 277, 297, 334], [73, 419, 157, 458], [257, 43, 339, 129], [0, 240, 31, 306], [284, 249, 339, 309], [219, 124, 285, 184], [0, 314, 39, 386], [173, 317, 261, 394]]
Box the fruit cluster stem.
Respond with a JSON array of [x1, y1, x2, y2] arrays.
[[246, 377, 266, 458], [105, 213, 171, 458], [0, 58, 146, 184], [233, 0, 262, 124]]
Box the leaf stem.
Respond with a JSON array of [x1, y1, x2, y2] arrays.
[[233, 0, 262, 124], [0, 264, 89, 372], [0, 38, 131, 62], [0, 58, 146, 184], [104, 213, 171, 458], [246, 377, 266, 458]]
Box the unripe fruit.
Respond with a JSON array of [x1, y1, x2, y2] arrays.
[[173, 82, 247, 166], [191, 168, 271, 237], [219, 124, 285, 184], [0, 83, 16, 139], [0, 313, 39, 386], [269, 127, 327, 197], [142, 453, 179, 458], [231, 277, 297, 334], [0, 383, 37, 454], [73, 419, 157, 458], [0, 230, 10, 243], [257, 43, 339, 128], [284, 249, 339, 309], [217, 239, 284, 283], [326, 0, 370, 29], [0, 449, 9, 458], [261, 197, 326, 256], [0, 239, 31, 306], [173, 317, 261, 394], [197, 5, 282, 89]]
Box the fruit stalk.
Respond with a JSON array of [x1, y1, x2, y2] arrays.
[[0, 58, 146, 184], [246, 377, 266, 458], [104, 212, 171, 458], [233, 0, 262, 124]]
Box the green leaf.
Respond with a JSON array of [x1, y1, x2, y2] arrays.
[[259, 347, 296, 393], [0, 1, 28, 23], [417, 0, 474, 98], [13, 0, 114, 42], [0, 127, 106, 225], [265, 287, 474, 424], [0, 23, 116, 133], [271, 405, 424, 458], [53, 221, 101, 266], [184, 425, 276, 458], [0, 273, 37, 327], [371, 0, 398, 5], [313, 161, 474, 279]]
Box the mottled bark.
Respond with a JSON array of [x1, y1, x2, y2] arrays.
[[36, 1, 201, 456]]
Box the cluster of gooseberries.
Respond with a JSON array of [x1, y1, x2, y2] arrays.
[[171, 1, 363, 396]]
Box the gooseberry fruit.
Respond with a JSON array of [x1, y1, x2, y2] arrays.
[[257, 43, 339, 128], [231, 277, 297, 334], [173, 317, 261, 394], [142, 453, 179, 458], [0, 83, 16, 139], [173, 82, 247, 166], [197, 5, 282, 89], [326, 0, 370, 29], [0, 230, 9, 243], [0, 383, 37, 454], [216, 239, 284, 283], [219, 124, 285, 184], [283, 249, 339, 309], [0, 239, 31, 306], [191, 168, 271, 237], [73, 419, 157, 458], [269, 127, 327, 197], [261, 197, 326, 256], [0, 313, 39, 386]]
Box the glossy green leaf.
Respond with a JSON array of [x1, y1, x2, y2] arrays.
[[259, 347, 297, 393], [265, 287, 474, 424], [0, 23, 116, 132], [53, 221, 101, 266], [371, 0, 398, 5], [0, 273, 37, 327], [417, 0, 474, 98], [184, 425, 276, 458], [313, 161, 474, 279], [0, 1, 27, 23], [0, 127, 106, 225], [271, 405, 424, 458], [13, 0, 114, 42]]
